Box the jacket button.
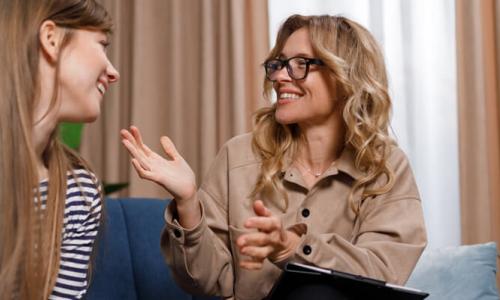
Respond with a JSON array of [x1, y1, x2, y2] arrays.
[[173, 229, 182, 238], [301, 208, 310, 218], [303, 245, 312, 255]]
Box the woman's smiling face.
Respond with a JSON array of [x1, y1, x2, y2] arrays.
[[273, 27, 339, 126]]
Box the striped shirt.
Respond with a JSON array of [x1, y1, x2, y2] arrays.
[[39, 168, 102, 300]]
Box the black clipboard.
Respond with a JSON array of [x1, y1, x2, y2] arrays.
[[266, 262, 429, 300]]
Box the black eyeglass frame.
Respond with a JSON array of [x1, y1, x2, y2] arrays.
[[263, 56, 325, 81]]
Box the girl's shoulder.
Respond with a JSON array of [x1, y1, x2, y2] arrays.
[[67, 167, 101, 203], [69, 167, 99, 186]]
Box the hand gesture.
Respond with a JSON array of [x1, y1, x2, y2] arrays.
[[120, 126, 197, 202], [236, 200, 301, 270]]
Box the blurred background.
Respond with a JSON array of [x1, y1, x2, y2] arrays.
[[81, 0, 498, 277]]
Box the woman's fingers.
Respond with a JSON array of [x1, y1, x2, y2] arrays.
[[130, 126, 152, 155], [239, 259, 264, 270], [237, 232, 272, 247], [120, 126, 199, 202], [129, 126, 143, 146], [121, 138, 140, 159], [119, 129, 128, 139], [239, 200, 289, 267], [250, 200, 287, 242], [120, 129, 138, 148], [237, 231, 281, 259], [120, 126, 150, 156], [160, 136, 179, 161], [246, 201, 280, 232], [121, 127, 176, 163], [239, 248, 267, 270], [122, 139, 150, 170], [244, 216, 281, 233], [131, 158, 151, 179], [239, 200, 291, 265], [240, 245, 274, 260], [253, 200, 271, 217]]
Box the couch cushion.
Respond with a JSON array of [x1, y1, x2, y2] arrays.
[[406, 242, 499, 300], [120, 198, 193, 300], [86, 198, 138, 299], [87, 198, 218, 300]]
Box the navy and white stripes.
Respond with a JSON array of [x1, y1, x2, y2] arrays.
[[39, 168, 101, 300]]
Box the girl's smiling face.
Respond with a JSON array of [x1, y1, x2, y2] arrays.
[[57, 29, 119, 122]]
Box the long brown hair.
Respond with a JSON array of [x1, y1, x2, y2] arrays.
[[251, 15, 395, 212], [0, 0, 112, 298]]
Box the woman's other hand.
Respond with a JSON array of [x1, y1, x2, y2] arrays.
[[120, 126, 197, 202], [237, 200, 301, 270]]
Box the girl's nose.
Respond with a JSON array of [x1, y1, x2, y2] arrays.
[[107, 62, 120, 83]]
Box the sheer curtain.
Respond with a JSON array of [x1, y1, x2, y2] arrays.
[[268, 0, 460, 249]]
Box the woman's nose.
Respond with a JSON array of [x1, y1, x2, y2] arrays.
[[273, 66, 292, 82]]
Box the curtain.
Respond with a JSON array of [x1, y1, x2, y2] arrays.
[[82, 0, 269, 198], [268, 0, 460, 249], [456, 0, 500, 285]]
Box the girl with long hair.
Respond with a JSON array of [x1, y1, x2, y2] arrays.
[[0, 0, 119, 298], [121, 14, 426, 300]]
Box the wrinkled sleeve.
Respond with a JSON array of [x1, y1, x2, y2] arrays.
[[160, 144, 234, 297], [277, 149, 427, 285]]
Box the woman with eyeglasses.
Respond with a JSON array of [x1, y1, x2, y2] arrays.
[[121, 14, 427, 300]]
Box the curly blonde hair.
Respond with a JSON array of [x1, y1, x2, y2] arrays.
[[251, 15, 395, 212]]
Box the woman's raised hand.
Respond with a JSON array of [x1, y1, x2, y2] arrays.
[[237, 200, 301, 270], [120, 126, 197, 202]]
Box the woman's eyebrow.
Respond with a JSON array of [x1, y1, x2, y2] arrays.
[[278, 52, 315, 59]]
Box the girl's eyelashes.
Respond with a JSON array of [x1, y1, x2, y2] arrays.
[[100, 40, 110, 50]]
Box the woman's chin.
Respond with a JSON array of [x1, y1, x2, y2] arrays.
[[274, 114, 292, 125], [275, 110, 300, 125]]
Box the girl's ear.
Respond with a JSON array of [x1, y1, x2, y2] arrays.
[[39, 20, 64, 62]]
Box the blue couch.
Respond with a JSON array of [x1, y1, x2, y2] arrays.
[[86, 198, 499, 300], [85, 198, 217, 300]]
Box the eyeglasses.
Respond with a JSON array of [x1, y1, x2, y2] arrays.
[[263, 56, 325, 81]]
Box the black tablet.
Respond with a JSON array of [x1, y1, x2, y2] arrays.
[[266, 262, 429, 300]]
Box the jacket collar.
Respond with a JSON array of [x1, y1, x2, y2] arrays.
[[281, 145, 364, 181]]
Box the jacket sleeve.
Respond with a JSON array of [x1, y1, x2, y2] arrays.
[[277, 149, 427, 285], [160, 144, 234, 297]]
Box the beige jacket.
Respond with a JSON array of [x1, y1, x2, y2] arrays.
[[161, 133, 427, 300]]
